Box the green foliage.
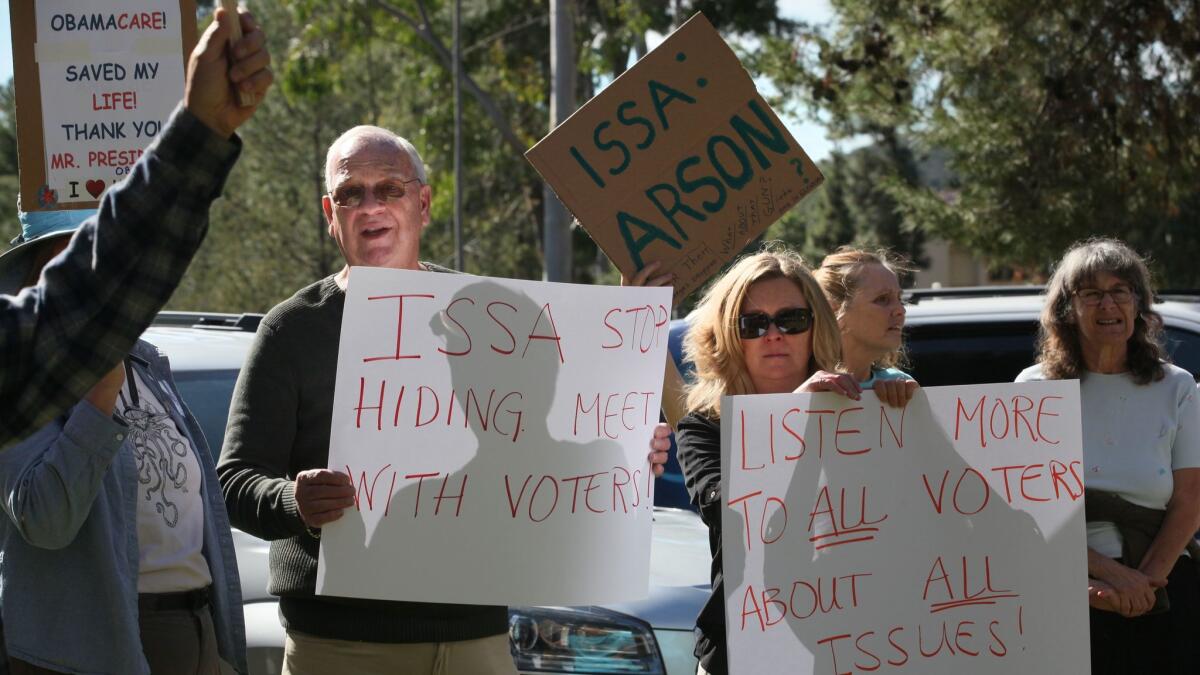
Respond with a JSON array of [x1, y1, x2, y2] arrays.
[[167, 0, 791, 311], [755, 0, 1200, 285], [0, 80, 20, 240]]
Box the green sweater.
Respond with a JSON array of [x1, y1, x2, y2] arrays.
[[217, 271, 507, 642]]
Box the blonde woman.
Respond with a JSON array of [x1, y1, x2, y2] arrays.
[[815, 246, 918, 407], [675, 246, 858, 675]]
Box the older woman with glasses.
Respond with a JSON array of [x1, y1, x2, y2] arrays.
[[1017, 238, 1200, 674], [674, 246, 860, 675]]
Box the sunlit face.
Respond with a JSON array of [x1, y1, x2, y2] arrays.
[[322, 137, 431, 270], [838, 263, 905, 359], [1072, 271, 1137, 357], [740, 276, 813, 394]]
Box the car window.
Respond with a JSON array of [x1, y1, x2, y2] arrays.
[[1164, 327, 1200, 381], [172, 369, 239, 458], [904, 320, 1038, 386]]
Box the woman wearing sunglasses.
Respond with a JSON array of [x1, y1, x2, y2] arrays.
[[674, 246, 859, 675], [814, 247, 919, 408]]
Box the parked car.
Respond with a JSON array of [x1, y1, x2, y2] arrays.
[[151, 286, 1199, 673], [899, 286, 1200, 384], [145, 312, 711, 675]]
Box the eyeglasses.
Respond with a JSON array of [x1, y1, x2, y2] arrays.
[[737, 307, 814, 339], [1075, 287, 1134, 306], [328, 178, 422, 208]]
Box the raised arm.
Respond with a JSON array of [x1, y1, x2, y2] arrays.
[[0, 9, 272, 448]]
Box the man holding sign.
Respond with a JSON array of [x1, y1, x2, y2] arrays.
[[217, 126, 672, 673], [0, 7, 273, 449]]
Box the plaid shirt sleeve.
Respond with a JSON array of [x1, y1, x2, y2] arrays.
[[0, 105, 241, 449]]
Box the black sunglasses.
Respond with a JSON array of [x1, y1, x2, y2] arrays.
[[737, 307, 814, 339], [329, 178, 422, 208]]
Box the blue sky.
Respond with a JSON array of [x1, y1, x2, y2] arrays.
[[0, 1, 848, 160]]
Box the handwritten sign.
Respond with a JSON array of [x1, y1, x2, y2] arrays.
[[722, 382, 1089, 674], [526, 13, 824, 302], [316, 268, 673, 605], [9, 1, 196, 212]]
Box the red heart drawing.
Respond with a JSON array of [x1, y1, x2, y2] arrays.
[[85, 179, 105, 199]]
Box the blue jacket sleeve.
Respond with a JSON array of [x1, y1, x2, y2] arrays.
[[0, 403, 126, 549]]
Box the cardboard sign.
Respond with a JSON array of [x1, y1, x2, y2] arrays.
[[9, 1, 197, 211], [316, 268, 673, 605], [722, 382, 1089, 674], [526, 13, 824, 302]]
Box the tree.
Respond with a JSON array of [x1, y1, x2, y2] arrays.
[[754, 0, 1200, 284]]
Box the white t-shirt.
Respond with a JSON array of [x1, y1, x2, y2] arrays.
[[1017, 362, 1200, 557], [116, 367, 212, 593]]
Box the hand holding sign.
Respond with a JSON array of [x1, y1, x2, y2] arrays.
[[185, 7, 272, 138]]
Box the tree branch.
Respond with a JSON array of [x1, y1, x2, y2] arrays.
[[372, 0, 528, 157]]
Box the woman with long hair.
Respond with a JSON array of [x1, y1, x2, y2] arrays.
[[814, 246, 918, 407], [1017, 238, 1200, 674], [675, 245, 861, 674]]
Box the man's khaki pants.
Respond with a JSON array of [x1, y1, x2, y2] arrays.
[[282, 630, 518, 675]]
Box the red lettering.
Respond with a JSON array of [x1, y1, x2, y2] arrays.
[[521, 302, 565, 363], [1036, 395, 1062, 444], [817, 633, 854, 675], [346, 464, 394, 512], [504, 474, 532, 518], [1010, 395, 1038, 440], [955, 396, 987, 447], [415, 386, 440, 427], [740, 585, 766, 632], [486, 301, 517, 354], [434, 473, 468, 517], [879, 403, 906, 448], [437, 296, 474, 356], [740, 410, 764, 470], [835, 407, 869, 455], [528, 475, 559, 523], [355, 377, 386, 430], [1019, 464, 1050, 502], [404, 471, 438, 517], [363, 294, 434, 362], [574, 393, 600, 437], [601, 308, 623, 349], [781, 408, 807, 460]]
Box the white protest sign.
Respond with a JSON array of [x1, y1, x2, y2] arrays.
[[33, 1, 189, 205], [722, 381, 1088, 674], [317, 267, 672, 605]]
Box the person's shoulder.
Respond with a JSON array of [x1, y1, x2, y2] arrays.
[[872, 367, 911, 382], [1159, 362, 1198, 393], [679, 412, 720, 433], [1015, 363, 1047, 382], [261, 276, 342, 330]]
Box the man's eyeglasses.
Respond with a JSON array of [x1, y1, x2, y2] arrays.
[[328, 178, 422, 208], [738, 307, 814, 339], [1075, 287, 1134, 306]]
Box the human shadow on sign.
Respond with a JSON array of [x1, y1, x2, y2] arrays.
[[322, 280, 651, 607], [724, 386, 1086, 674]]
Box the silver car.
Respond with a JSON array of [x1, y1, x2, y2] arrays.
[[147, 312, 711, 675]]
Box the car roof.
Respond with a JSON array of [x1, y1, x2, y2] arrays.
[[142, 322, 255, 372], [903, 287, 1200, 329]]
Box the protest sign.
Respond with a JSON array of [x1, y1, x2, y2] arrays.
[[9, 1, 196, 212], [722, 381, 1088, 674], [526, 13, 824, 303], [316, 267, 673, 605]]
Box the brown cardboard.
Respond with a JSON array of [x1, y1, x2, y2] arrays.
[[526, 13, 824, 303], [9, 1, 198, 216]]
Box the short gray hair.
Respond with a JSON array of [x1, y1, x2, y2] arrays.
[[324, 125, 427, 192]]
